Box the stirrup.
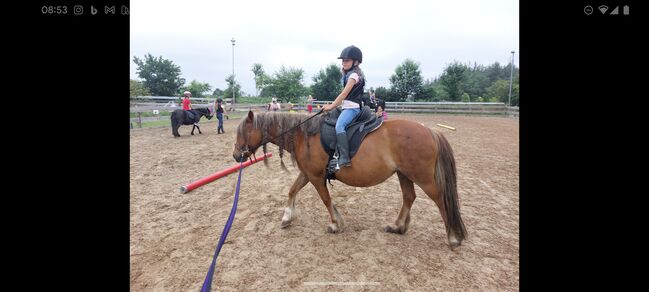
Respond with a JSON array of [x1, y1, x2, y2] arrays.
[[333, 152, 340, 170]]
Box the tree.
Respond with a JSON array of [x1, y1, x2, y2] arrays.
[[389, 59, 424, 102], [463, 68, 489, 100], [485, 79, 510, 103], [374, 86, 394, 102], [262, 65, 307, 103], [433, 83, 449, 101], [223, 74, 241, 101], [511, 73, 520, 106], [212, 88, 225, 98], [181, 80, 212, 98], [439, 62, 468, 101], [130, 79, 150, 99], [482, 73, 520, 105], [310, 63, 341, 101], [133, 53, 184, 96], [420, 79, 438, 102], [251, 63, 270, 96]]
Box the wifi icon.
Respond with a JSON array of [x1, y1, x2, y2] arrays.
[[599, 5, 608, 14]]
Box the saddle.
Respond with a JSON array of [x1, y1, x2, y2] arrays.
[[185, 110, 196, 123], [320, 106, 383, 179]]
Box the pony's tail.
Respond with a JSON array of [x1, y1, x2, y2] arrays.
[[432, 129, 467, 245]]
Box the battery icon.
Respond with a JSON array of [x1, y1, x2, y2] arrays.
[[623, 5, 629, 15]]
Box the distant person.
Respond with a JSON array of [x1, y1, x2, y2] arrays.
[[367, 90, 377, 109], [374, 98, 386, 113], [182, 91, 192, 110], [181, 91, 197, 124], [307, 95, 314, 114], [214, 98, 225, 134], [270, 97, 281, 111], [376, 104, 388, 121]]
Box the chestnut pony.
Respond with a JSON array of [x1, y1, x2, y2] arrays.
[[232, 110, 466, 249]]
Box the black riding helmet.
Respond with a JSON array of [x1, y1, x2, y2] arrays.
[[338, 45, 362, 64]]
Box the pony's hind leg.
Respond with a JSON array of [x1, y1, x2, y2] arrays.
[[281, 172, 309, 228], [419, 180, 463, 249], [311, 178, 344, 233], [385, 172, 416, 234]]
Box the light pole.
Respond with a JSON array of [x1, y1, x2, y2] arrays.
[[231, 37, 236, 105], [508, 50, 515, 106]]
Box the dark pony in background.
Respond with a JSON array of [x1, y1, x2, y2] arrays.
[[232, 111, 467, 250], [171, 107, 212, 137]]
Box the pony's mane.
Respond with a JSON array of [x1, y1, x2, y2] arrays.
[[236, 111, 326, 166], [194, 107, 211, 114]]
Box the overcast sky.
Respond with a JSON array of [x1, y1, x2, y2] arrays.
[[130, 0, 519, 96]]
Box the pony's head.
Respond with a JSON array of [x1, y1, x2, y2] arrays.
[[199, 107, 213, 120], [233, 111, 264, 162]]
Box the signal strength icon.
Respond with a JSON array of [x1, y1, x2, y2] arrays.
[[610, 6, 619, 15], [599, 5, 608, 14]]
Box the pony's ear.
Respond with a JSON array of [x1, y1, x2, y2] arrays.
[[247, 110, 254, 122]]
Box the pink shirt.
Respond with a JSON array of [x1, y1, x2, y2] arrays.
[[182, 98, 191, 110]]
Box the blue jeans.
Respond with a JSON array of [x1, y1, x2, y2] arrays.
[[217, 113, 224, 131], [335, 108, 360, 134]]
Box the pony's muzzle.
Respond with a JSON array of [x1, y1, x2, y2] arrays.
[[233, 151, 250, 162]]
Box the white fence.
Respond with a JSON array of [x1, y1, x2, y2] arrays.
[[313, 101, 518, 116], [131, 96, 519, 117]]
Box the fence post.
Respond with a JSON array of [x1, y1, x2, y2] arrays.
[[137, 112, 142, 128]]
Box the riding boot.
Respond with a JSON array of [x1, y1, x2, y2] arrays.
[[336, 133, 352, 167]]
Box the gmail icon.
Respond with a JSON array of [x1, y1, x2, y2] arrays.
[[105, 6, 115, 14]]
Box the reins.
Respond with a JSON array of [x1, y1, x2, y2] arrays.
[[240, 109, 325, 162]]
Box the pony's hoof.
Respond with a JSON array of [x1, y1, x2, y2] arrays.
[[281, 220, 291, 228], [384, 225, 406, 234], [448, 237, 461, 250], [327, 224, 340, 233]]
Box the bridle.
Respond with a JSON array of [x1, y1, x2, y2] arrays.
[[235, 109, 325, 162]]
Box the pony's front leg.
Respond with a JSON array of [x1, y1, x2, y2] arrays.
[[281, 172, 309, 228], [191, 125, 195, 135], [196, 124, 202, 134], [311, 178, 344, 233]]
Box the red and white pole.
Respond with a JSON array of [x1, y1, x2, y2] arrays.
[[180, 152, 273, 194]]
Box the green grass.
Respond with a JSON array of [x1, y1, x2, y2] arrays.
[[132, 115, 247, 129], [139, 119, 171, 128], [130, 111, 172, 118]]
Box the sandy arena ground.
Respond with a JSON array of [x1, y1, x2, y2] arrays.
[[130, 112, 519, 291]]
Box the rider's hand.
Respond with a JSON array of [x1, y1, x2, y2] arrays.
[[323, 103, 336, 112]]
